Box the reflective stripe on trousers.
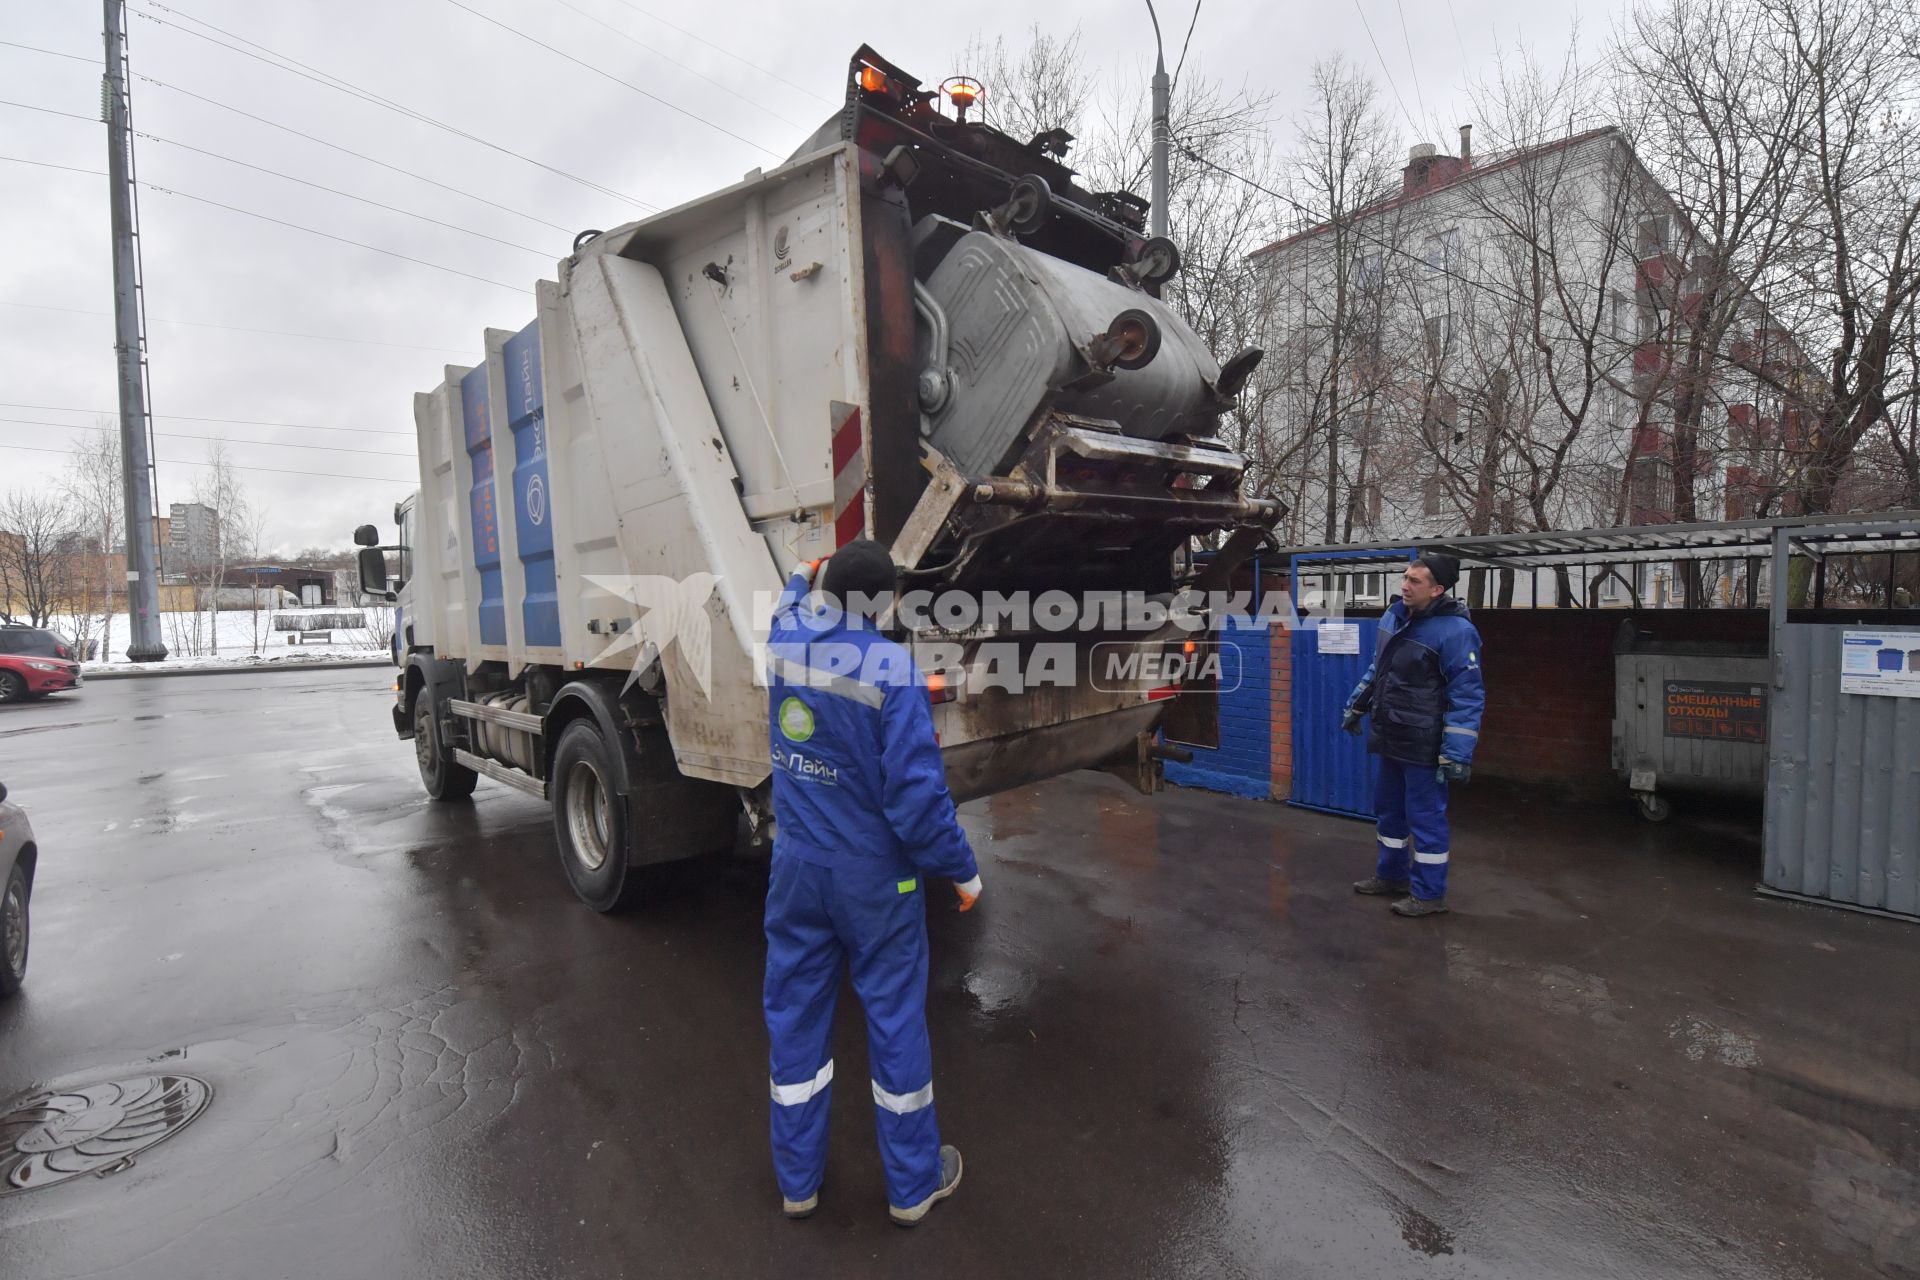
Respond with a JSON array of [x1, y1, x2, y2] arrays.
[[871, 1079, 934, 1115], [771, 1059, 834, 1106]]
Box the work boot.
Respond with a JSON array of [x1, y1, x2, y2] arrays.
[[889, 1145, 962, 1227], [1353, 877, 1411, 896], [782, 1190, 818, 1220], [1391, 895, 1448, 918]]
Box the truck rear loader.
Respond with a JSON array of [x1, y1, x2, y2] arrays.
[[356, 47, 1279, 910]]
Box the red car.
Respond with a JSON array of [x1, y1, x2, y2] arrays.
[[0, 627, 83, 703]]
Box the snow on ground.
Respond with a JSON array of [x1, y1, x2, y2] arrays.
[[45, 609, 394, 671], [81, 646, 392, 676]]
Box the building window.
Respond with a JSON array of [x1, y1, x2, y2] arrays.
[[1347, 482, 1383, 525], [1628, 456, 1672, 513], [1354, 252, 1383, 291], [1637, 215, 1670, 261], [1611, 292, 1632, 340], [1425, 228, 1462, 275], [1350, 572, 1386, 604], [1424, 312, 1454, 359], [1422, 474, 1444, 517]]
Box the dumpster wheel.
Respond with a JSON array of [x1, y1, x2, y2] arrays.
[[1635, 793, 1672, 823]]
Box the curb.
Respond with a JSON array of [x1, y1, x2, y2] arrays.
[[81, 659, 394, 682]]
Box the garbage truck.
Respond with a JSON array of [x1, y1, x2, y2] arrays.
[[355, 46, 1280, 910]]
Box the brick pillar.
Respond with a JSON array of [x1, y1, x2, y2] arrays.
[[1270, 609, 1293, 800]]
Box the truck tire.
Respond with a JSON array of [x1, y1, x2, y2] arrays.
[[415, 696, 478, 801], [551, 719, 643, 912]]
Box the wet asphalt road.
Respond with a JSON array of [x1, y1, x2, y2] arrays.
[[0, 667, 1916, 1279]]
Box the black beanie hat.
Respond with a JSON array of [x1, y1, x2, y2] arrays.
[[820, 538, 898, 611], [1415, 551, 1461, 591]]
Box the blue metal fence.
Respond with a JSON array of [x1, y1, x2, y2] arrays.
[[1164, 616, 1274, 800], [1287, 617, 1380, 818]]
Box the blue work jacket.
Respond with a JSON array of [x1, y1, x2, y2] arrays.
[[1346, 595, 1486, 767], [765, 573, 977, 883]]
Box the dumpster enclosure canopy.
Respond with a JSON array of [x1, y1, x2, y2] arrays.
[[1268, 511, 1920, 920]]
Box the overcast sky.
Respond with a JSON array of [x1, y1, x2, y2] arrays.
[[1, 0, 1597, 553]]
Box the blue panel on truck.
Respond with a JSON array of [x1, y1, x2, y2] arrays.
[[504, 321, 561, 648], [1288, 617, 1381, 819], [461, 364, 506, 647]]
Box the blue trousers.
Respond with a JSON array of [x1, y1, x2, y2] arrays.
[[1374, 757, 1451, 900], [763, 855, 942, 1209]]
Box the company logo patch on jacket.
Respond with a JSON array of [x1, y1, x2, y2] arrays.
[[772, 742, 839, 786], [778, 696, 816, 742]]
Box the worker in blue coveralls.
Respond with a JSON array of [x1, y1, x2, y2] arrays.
[[1341, 551, 1485, 917], [762, 538, 981, 1227]]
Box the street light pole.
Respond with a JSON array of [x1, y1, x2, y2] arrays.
[[103, 0, 166, 661], [1145, 0, 1171, 239]]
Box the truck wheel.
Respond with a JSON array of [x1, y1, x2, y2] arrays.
[[414, 696, 477, 801], [0, 863, 28, 998], [551, 719, 642, 912]]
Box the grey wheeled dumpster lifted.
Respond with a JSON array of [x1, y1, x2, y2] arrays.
[[1611, 625, 1768, 821]]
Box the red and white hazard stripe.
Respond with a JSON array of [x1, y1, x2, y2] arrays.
[[830, 401, 867, 548]]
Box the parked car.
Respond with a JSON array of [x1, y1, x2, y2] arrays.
[[0, 624, 77, 661], [0, 780, 34, 997], [0, 626, 82, 703], [0, 653, 81, 704]]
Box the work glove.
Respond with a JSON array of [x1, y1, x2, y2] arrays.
[[801, 556, 827, 586], [1437, 758, 1471, 786], [1341, 708, 1364, 736], [954, 874, 983, 913]]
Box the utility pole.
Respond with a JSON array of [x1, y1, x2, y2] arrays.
[[103, 0, 166, 660], [1145, 0, 1171, 239]]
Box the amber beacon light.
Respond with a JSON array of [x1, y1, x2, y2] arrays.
[[940, 76, 984, 122]]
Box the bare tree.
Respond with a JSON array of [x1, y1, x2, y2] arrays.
[[1253, 57, 1404, 542], [1615, 0, 1813, 531], [191, 440, 251, 655], [960, 25, 1091, 146], [61, 426, 124, 660], [1758, 0, 1920, 518], [0, 489, 81, 628]]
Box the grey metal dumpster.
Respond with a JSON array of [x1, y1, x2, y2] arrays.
[[1611, 625, 1768, 820]]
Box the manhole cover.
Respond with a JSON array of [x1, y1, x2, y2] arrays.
[[0, 1075, 211, 1194]]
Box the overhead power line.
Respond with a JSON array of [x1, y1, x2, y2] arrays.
[[130, 2, 656, 212], [0, 415, 416, 459], [442, 0, 784, 159], [0, 301, 476, 355], [148, 186, 532, 292], [0, 440, 417, 485], [1353, 0, 1422, 136], [0, 98, 98, 124], [0, 40, 96, 64], [139, 74, 578, 236], [135, 131, 559, 258], [0, 402, 414, 438], [2, 155, 530, 292], [542, 0, 811, 132], [1395, 0, 1430, 125], [598, 0, 834, 106], [0, 100, 560, 258]]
